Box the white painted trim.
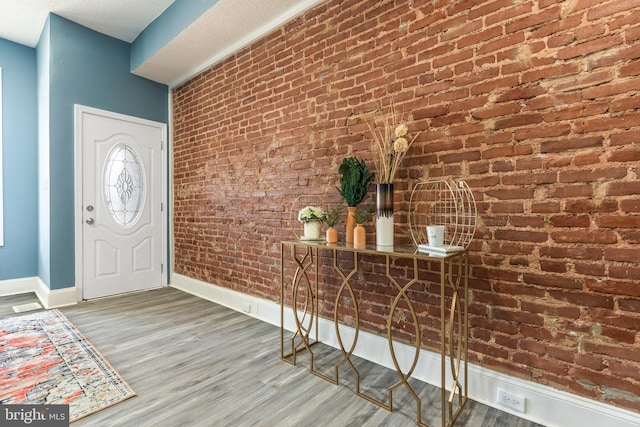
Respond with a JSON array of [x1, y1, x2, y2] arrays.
[[170, 273, 275, 325], [34, 277, 78, 309], [74, 105, 168, 299], [171, 273, 640, 427], [0, 277, 39, 296], [0, 277, 77, 308], [167, 92, 174, 278]]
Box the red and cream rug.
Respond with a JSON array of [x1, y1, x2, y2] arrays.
[[0, 309, 136, 422]]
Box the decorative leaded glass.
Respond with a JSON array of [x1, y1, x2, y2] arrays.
[[104, 144, 145, 228]]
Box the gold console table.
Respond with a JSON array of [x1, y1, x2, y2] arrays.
[[280, 240, 469, 427]]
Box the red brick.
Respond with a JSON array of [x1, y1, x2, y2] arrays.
[[547, 184, 594, 198], [609, 264, 640, 280], [551, 230, 617, 244], [482, 143, 533, 159], [521, 301, 581, 318], [603, 247, 639, 262], [618, 298, 640, 313], [491, 160, 514, 172], [588, 308, 640, 330], [505, 6, 561, 34], [172, 0, 640, 415], [494, 113, 544, 130], [472, 102, 520, 120], [513, 352, 568, 376], [576, 112, 640, 133], [540, 136, 604, 153], [493, 308, 545, 326], [609, 360, 640, 382], [611, 96, 640, 113], [557, 35, 624, 60], [523, 272, 584, 290], [575, 261, 606, 277], [559, 166, 628, 183], [531, 201, 561, 213], [519, 339, 547, 355], [502, 171, 557, 186], [484, 187, 535, 200], [587, 0, 640, 20], [550, 215, 591, 227], [576, 353, 606, 371], [597, 215, 640, 228], [587, 278, 640, 297], [606, 181, 640, 196], [510, 216, 545, 228], [470, 76, 520, 96], [540, 259, 569, 273], [547, 289, 614, 309], [583, 340, 640, 363], [547, 345, 578, 364], [515, 123, 572, 140], [584, 78, 640, 100]]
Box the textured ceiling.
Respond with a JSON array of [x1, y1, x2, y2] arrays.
[[0, 0, 175, 47], [134, 0, 321, 87], [0, 0, 322, 87]]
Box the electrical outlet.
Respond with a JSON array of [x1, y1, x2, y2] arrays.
[[498, 389, 526, 413]]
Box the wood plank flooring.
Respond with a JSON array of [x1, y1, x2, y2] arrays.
[[0, 288, 544, 426]]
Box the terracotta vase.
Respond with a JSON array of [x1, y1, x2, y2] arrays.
[[354, 224, 366, 247], [346, 206, 357, 243], [326, 226, 338, 244]]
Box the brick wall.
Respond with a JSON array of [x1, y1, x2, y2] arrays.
[[172, 0, 640, 413]]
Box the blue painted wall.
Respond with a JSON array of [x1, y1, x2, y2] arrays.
[[40, 14, 168, 290], [0, 38, 39, 281]]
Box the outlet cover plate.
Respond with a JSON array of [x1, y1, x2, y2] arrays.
[[498, 388, 526, 413]]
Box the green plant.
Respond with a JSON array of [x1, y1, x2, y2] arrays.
[[337, 156, 373, 207], [354, 201, 376, 224], [323, 204, 342, 227]]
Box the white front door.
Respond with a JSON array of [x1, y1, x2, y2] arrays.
[[76, 106, 166, 299]]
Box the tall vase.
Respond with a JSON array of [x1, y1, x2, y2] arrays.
[[346, 206, 357, 244], [376, 183, 394, 247]]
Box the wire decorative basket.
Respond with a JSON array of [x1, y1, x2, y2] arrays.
[[408, 180, 477, 254]]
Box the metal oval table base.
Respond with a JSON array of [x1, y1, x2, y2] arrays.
[[280, 240, 469, 427]]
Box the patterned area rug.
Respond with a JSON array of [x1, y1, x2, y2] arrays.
[[0, 309, 136, 422]]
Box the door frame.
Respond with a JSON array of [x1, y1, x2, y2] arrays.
[[74, 105, 168, 300]]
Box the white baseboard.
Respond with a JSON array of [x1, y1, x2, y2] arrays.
[[0, 277, 78, 309], [35, 278, 79, 308], [171, 273, 640, 427], [0, 277, 39, 296]]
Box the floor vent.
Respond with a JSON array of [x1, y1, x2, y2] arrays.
[[12, 302, 43, 313]]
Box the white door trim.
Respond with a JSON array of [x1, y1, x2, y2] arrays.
[[74, 105, 168, 300]]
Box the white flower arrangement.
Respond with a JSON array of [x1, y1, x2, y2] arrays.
[[298, 206, 325, 223]]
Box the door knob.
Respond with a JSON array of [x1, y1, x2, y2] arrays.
[[86, 218, 95, 225], [86, 205, 94, 212]]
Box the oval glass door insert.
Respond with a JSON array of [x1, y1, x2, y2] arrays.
[[103, 144, 145, 228]]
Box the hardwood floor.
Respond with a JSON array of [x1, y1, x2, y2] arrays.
[[0, 288, 544, 426]]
